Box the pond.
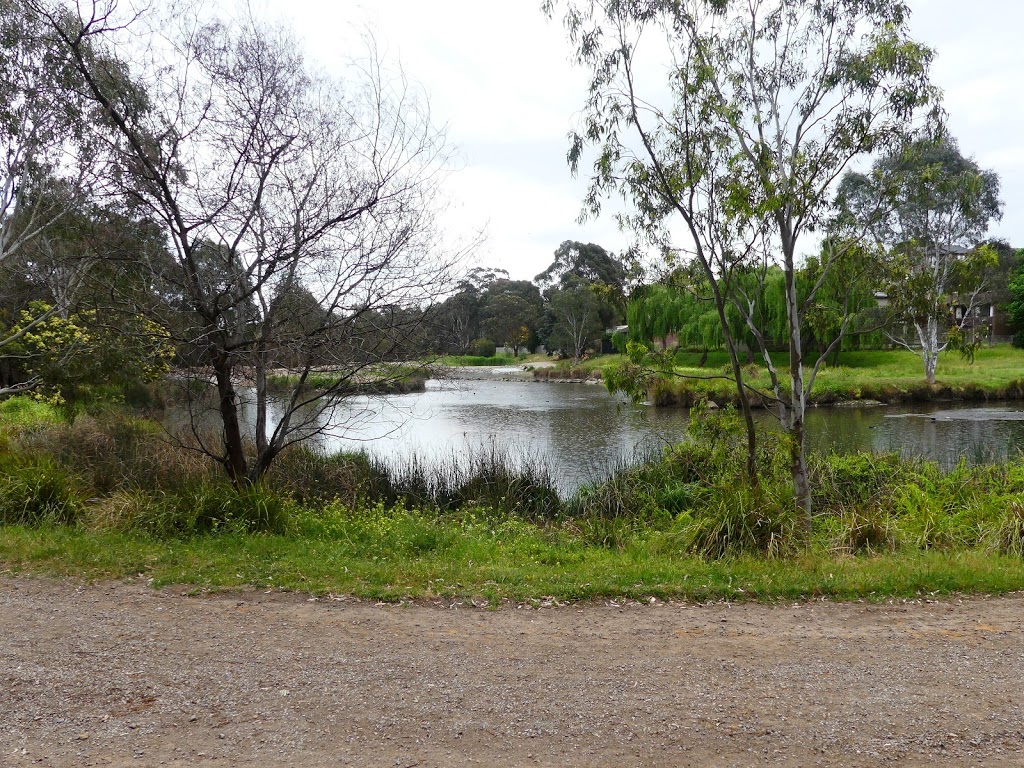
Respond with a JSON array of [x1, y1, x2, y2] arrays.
[[216, 377, 1024, 494]]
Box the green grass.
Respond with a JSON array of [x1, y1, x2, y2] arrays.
[[0, 396, 62, 428], [5, 395, 1024, 603], [434, 354, 520, 366], [530, 353, 624, 380], [631, 345, 1024, 406], [4, 520, 1024, 603]]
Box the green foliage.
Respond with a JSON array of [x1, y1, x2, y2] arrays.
[[536, 241, 634, 333], [608, 346, 1024, 406], [838, 134, 1003, 380], [17, 413, 206, 495], [265, 448, 394, 508], [480, 280, 543, 352], [627, 283, 725, 350], [547, 283, 605, 362], [675, 483, 797, 559], [0, 396, 61, 428], [997, 499, 1024, 557], [468, 338, 498, 358], [626, 258, 880, 364], [0, 455, 82, 526], [266, 369, 427, 396], [93, 482, 295, 537], [3, 302, 174, 413], [1007, 255, 1024, 348], [9, 402, 1024, 597], [809, 453, 919, 512]]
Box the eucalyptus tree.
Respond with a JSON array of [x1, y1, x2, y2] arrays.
[[547, 0, 938, 525], [536, 240, 638, 326], [0, 1, 113, 351], [34, 1, 465, 486], [547, 281, 605, 364], [837, 135, 1002, 384], [479, 279, 543, 354]]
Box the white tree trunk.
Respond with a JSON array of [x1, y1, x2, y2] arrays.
[[916, 317, 940, 385]]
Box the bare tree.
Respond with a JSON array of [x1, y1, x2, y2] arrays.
[[548, 283, 604, 365], [35, 1, 468, 485]]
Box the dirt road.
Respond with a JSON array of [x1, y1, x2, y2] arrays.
[[1, 577, 1022, 767]]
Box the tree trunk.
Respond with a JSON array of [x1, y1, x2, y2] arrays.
[[783, 236, 812, 537], [788, 408, 811, 531], [916, 318, 939, 385], [925, 318, 939, 385], [213, 361, 248, 488], [924, 351, 938, 385], [711, 307, 758, 484], [254, 348, 269, 456]]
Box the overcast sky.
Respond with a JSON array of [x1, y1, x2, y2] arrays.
[[260, 1, 1024, 282]]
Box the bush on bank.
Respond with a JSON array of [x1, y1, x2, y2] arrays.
[[1, 396, 1023, 558]]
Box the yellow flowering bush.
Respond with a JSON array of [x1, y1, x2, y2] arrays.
[[5, 302, 175, 410]]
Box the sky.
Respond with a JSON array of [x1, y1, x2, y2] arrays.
[[258, 0, 1024, 282]]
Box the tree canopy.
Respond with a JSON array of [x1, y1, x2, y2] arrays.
[[838, 134, 1003, 382], [24, 0, 465, 485], [548, 0, 940, 523]]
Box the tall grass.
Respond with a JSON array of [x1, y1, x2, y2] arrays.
[[5, 402, 1024, 600]]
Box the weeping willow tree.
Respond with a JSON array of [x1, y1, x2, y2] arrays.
[[629, 253, 883, 370], [798, 240, 888, 362], [627, 270, 784, 362], [627, 284, 725, 360]]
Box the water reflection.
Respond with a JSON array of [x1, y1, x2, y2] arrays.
[[306, 380, 690, 492], [169, 380, 1024, 493], [805, 405, 1024, 467]]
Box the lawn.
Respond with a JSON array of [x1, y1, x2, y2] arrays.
[[627, 345, 1024, 405]]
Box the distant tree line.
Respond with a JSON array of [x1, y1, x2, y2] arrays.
[[430, 240, 639, 364]]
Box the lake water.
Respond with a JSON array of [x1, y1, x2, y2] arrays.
[[228, 377, 1024, 493]]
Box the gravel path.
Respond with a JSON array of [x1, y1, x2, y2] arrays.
[[2, 577, 1023, 767]]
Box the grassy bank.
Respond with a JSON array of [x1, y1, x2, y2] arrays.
[[433, 354, 520, 366], [3, 399, 1024, 601], [531, 354, 622, 381], [5, 525, 1024, 602], [266, 368, 426, 395], [608, 346, 1024, 406]]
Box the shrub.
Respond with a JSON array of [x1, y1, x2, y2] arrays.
[[566, 466, 664, 523], [817, 505, 895, 554], [0, 456, 82, 526], [673, 482, 797, 559], [809, 453, 917, 513], [997, 497, 1024, 556], [20, 415, 208, 495], [446, 451, 561, 520], [111, 482, 295, 537], [382, 447, 561, 520], [266, 447, 394, 507], [469, 338, 497, 357], [567, 513, 644, 550]]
